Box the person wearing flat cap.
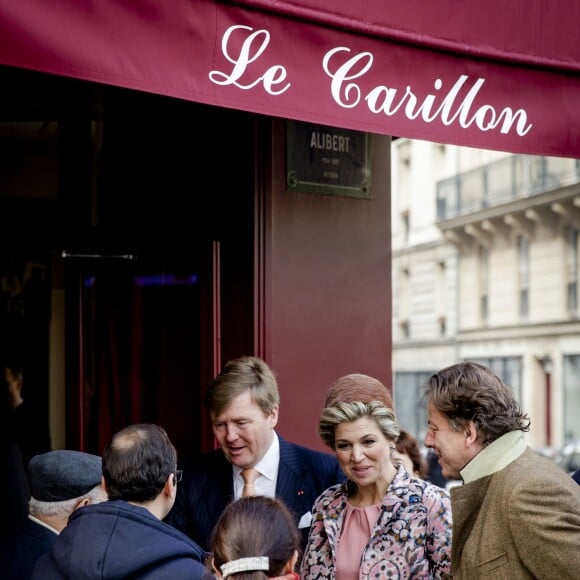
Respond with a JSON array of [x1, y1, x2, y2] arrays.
[[33, 423, 212, 579], [0, 449, 106, 579]]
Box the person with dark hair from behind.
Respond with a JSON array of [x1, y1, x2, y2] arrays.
[[392, 429, 428, 479], [167, 355, 345, 553], [1, 450, 105, 579], [33, 424, 211, 579], [211, 496, 300, 580], [423, 361, 580, 579]]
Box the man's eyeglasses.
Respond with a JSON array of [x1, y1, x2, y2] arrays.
[[175, 469, 183, 483]]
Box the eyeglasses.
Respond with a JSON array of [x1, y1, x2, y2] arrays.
[[175, 469, 183, 483]]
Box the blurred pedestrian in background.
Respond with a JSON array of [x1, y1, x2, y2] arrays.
[[3, 357, 51, 467], [210, 496, 300, 579], [301, 374, 452, 579], [393, 429, 428, 479], [423, 361, 580, 579], [425, 449, 448, 489], [0, 409, 29, 539]]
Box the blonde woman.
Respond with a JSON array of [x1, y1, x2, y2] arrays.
[[301, 374, 452, 579]]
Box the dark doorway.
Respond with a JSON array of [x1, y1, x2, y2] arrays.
[[63, 246, 213, 462], [0, 66, 257, 461]]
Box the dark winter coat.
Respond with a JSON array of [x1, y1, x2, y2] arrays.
[[32, 500, 212, 579]]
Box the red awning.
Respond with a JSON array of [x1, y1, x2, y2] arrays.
[[1, 0, 579, 157]]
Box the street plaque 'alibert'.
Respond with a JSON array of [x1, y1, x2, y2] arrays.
[[286, 121, 371, 199]]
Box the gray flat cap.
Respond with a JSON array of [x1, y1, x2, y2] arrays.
[[28, 450, 103, 501]]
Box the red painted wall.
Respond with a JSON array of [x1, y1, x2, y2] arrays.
[[264, 121, 392, 452]]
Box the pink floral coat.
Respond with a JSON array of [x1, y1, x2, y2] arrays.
[[300, 466, 452, 579]]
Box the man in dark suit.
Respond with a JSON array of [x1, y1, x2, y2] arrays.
[[166, 355, 345, 552], [0, 449, 106, 579]]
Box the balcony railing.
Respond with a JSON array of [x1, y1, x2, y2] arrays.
[[436, 156, 580, 221]]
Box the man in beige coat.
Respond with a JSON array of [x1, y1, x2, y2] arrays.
[[423, 361, 580, 579]]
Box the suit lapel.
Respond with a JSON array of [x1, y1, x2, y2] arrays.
[[276, 437, 307, 517]]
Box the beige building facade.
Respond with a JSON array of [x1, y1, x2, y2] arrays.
[[391, 139, 580, 450]]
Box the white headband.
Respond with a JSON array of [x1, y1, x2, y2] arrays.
[[221, 556, 269, 578]]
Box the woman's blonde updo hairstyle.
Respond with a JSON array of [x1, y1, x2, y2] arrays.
[[318, 400, 400, 450]]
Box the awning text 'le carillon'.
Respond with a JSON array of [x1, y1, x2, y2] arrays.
[[1, 0, 579, 157]]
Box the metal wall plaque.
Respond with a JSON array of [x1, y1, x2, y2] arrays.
[[286, 121, 371, 198]]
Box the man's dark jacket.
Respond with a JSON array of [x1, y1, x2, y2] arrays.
[[32, 501, 211, 579], [166, 434, 345, 551], [1, 517, 56, 579]]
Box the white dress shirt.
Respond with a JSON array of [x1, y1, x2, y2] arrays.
[[233, 432, 280, 499]]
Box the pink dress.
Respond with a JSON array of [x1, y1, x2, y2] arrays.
[[336, 502, 381, 580]]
